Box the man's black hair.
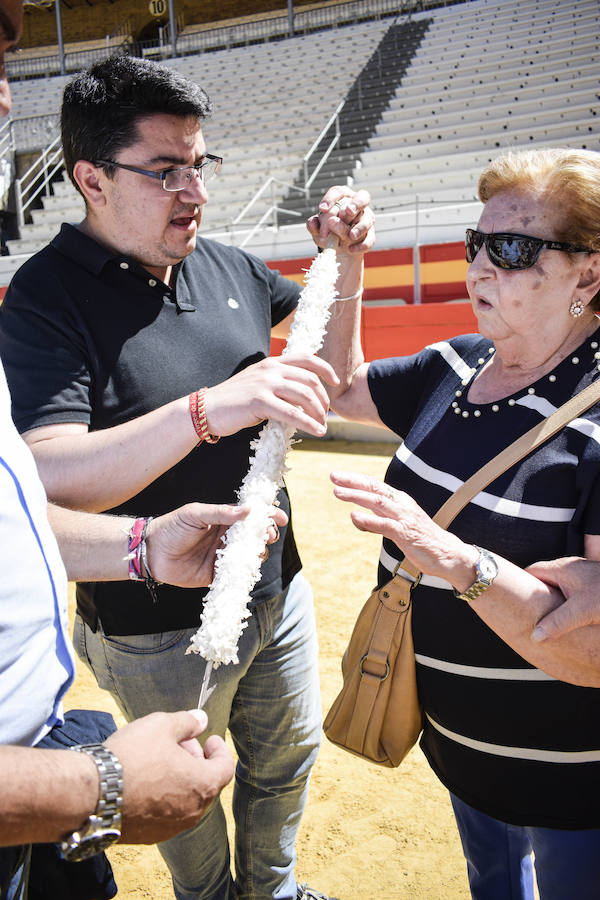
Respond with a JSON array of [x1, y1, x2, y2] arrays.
[[61, 53, 212, 194]]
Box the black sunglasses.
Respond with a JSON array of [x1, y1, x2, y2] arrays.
[[465, 228, 590, 270]]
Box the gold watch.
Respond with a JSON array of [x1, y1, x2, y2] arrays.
[[453, 546, 498, 603]]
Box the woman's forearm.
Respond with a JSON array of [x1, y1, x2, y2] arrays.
[[456, 554, 600, 687], [331, 470, 600, 687]]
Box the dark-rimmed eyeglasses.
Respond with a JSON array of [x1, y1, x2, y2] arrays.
[[94, 154, 222, 191], [465, 228, 590, 270]]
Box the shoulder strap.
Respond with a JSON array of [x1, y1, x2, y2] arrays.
[[396, 377, 600, 582]]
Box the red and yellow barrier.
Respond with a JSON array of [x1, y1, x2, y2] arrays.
[[269, 240, 476, 359]]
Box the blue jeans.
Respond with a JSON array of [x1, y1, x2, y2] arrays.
[[73, 573, 322, 900], [450, 793, 600, 900]]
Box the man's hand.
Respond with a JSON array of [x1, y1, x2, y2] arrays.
[[105, 710, 234, 844], [528, 557, 600, 640], [146, 502, 288, 588], [306, 186, 376, 256], [203, 354, 339, 439]]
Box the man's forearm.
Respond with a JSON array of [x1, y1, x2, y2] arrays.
[[47, 504, 132, 581], [26, 395, 197, 512], [0, 746, 98, 845]]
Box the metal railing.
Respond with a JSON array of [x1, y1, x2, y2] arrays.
[[8, 0, 468, 79], [167, 0, 459, 58], [303, 100, 345, 190], [0, 120, 14, 161], [231, 177, 306, 248], [6, 39, 130, 80], [14, 134, 64, 229], [6, 112, 60, 154], [231, 93, 348, 241]]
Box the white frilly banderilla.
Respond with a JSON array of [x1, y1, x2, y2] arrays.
[[187, 244, 340, 709]]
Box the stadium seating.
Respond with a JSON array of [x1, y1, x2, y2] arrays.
[[2, 0, 599, 265]]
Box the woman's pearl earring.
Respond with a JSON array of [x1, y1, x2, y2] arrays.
[[570, 299, 585, 318]]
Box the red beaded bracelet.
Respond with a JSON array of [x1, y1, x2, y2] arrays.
[[189, 387, 220, 444]]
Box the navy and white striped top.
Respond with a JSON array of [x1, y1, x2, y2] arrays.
[[368, 330, 600, 828]]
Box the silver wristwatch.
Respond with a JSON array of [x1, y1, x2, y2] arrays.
[[453, 546, 498, 603], [60, 743, 123, 862]]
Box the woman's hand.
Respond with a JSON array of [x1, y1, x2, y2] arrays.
[[330, 472, 600, 685], [330, 470, 477, 588], [307, 187, 376, 257]]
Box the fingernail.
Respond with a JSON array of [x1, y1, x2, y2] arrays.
[[319, 201, 329, 211], [188, 708, 208, 726], [531, 626, 545, 642]]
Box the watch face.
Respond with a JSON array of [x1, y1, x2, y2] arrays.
[[62, 828, 121, 862], [479, 555, 498, 581]]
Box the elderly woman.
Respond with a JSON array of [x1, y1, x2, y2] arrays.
[[312, 149, 600, 900]]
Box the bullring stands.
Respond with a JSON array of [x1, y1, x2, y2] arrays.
[[3, 0, 599, 265]]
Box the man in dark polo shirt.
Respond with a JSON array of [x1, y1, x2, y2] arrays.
[[0, 54, 375, 900]]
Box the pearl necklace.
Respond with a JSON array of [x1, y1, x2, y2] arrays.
[[452, 339, 600, 419]]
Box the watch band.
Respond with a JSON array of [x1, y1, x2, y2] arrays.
[[60, 743, 123, 862]]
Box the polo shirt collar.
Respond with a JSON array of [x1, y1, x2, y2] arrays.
[[51, 223, 195, 311]]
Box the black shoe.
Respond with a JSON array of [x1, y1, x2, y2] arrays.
[[297, 885, 341, 900]]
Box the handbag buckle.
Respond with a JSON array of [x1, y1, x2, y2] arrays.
[[359, 653, 390, 681], [392, 562, 422, 593]]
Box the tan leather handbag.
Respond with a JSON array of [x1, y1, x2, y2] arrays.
[[323, 378, 600, 767]]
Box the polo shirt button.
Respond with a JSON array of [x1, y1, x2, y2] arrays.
[[120, 262, 129, 269], [148, 279, 157, 287]]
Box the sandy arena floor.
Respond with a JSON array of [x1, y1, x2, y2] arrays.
[[66, 438, 470, 900]]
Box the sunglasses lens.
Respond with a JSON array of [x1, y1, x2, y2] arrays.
[[465, 230, 483, 263], [488, 236, 541, 269]]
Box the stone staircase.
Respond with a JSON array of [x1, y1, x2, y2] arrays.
[[6, 175, 84, 256]]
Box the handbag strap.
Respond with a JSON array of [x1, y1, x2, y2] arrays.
[[395, 376, 600, 583]]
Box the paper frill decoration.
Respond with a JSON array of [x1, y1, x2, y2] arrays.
[[186, 246, 339, 672]]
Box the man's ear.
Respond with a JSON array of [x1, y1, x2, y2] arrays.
[[72, 160, 107, 208], [577, 252, 600, 304]]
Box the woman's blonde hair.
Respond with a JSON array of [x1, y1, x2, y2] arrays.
[[478, 148, 600, 251]]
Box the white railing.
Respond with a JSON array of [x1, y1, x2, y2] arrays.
[[14, 134, 64, 230], [233, 99, 346, 240], [0, 120, 14, 160], [303, 100, 344, 190], [231, 177, 306, 248]]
